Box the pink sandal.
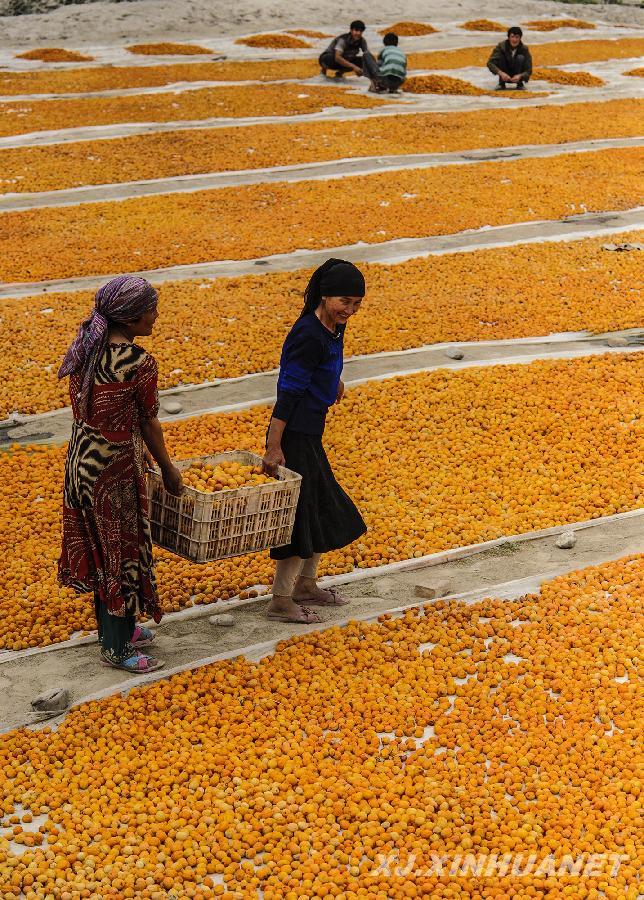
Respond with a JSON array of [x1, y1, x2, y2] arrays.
[[131, 625, 155, 648], [100, 650, 164, 674]]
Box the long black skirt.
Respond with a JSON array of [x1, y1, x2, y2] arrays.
[[271, 430, 366, 560]]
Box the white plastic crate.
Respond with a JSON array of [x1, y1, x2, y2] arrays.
[[147, 450, 301, 563]]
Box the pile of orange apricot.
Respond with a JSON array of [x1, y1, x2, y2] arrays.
[[524, 18, 596, 31], [2, 98, 642, 195], [181, 461, 273, 493], [14, 48, 93, 62], [459, 19, 506, 31], [0, 554, 641, 897], [0, 59, 314, 97], [0, 353, 641, 650], [408, 36, 644, 71], [380, 22, 438, 36], [286, 30, 330, 39], [2, 228, 642, 418], [532, 67, 604, 87], [404, 75, 548, 98], [2, 147, 642, 285], [0, 83, 380, 140], [126, 43, 211, 55], [404, 75, 487, 96], [235, 34, 311, 49]]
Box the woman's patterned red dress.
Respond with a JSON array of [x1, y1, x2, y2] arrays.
[[58, 343, 162, 623]]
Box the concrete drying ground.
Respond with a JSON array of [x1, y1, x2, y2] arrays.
[[0, 11, 641, 749]]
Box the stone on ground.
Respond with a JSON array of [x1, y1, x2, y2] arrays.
[[556, 531, 577, 550], [209, 613, 235, 627]]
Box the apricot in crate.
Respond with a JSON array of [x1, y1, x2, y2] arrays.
[[147, 451, 301, 564], [182, 459, 275, 492]]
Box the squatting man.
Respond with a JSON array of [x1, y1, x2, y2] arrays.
[[487, 26, 533, 90]]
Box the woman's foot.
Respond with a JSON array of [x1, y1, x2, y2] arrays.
[[100, 649, 163, 673], [293, 579, 350, 607], [266, 594, 321, 623], [131, 624, 155, 649]]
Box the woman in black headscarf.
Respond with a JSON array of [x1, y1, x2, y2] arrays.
[[263, 259, 367, 623]]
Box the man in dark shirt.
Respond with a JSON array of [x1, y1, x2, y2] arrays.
[[319, 20, 379, 83], [487, 26, 533, 90]]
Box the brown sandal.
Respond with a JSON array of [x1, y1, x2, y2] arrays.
[[267, 606, 321, 624], [297, 587, 350, 607]]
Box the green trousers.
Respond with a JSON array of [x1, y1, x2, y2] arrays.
[[94, 593, 135, 662]]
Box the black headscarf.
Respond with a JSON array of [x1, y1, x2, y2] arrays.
[[300, 259, 366, 319]]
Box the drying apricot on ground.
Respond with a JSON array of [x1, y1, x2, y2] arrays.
[[532, 66, 605, 87], [460, 19, 507, 31], [404, 75, 486, 95], [0, 353, 641, 649], [14, 47, 93, 62], [379, 22, 438, 36], [0, 82, 381, 139], [408, 37, 644, 71], [126, 42, 212, 55], [0, 58, 315, 96], [235, 34, 311, 49], [1, 147, 641, 284], [2, 98, 641, 195], [286, 29, 330, 38], [524, 18, 596, 31], [0, 554, 640, 896]]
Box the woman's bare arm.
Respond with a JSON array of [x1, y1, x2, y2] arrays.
[[140, 417, 183, 495], [263, 417, 287, 476]]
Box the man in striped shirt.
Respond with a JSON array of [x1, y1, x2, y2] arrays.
[[376, 32, 408, 93]]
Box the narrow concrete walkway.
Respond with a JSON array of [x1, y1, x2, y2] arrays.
[[2, 332, 641, 446], [1, 513, 640, 733], [2, 136, 642, 212], [1, 207, 642, 300]]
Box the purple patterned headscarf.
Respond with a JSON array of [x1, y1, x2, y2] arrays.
[[59, 274, 158, 418]]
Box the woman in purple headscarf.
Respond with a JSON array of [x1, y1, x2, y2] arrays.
[[58, 275, 182, 673]]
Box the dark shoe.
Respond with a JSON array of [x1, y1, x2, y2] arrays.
[[516, 82, 525, 91], [495, 82, 506, 90]]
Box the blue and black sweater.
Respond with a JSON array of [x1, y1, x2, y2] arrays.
[[272, 313, 344, 436]]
